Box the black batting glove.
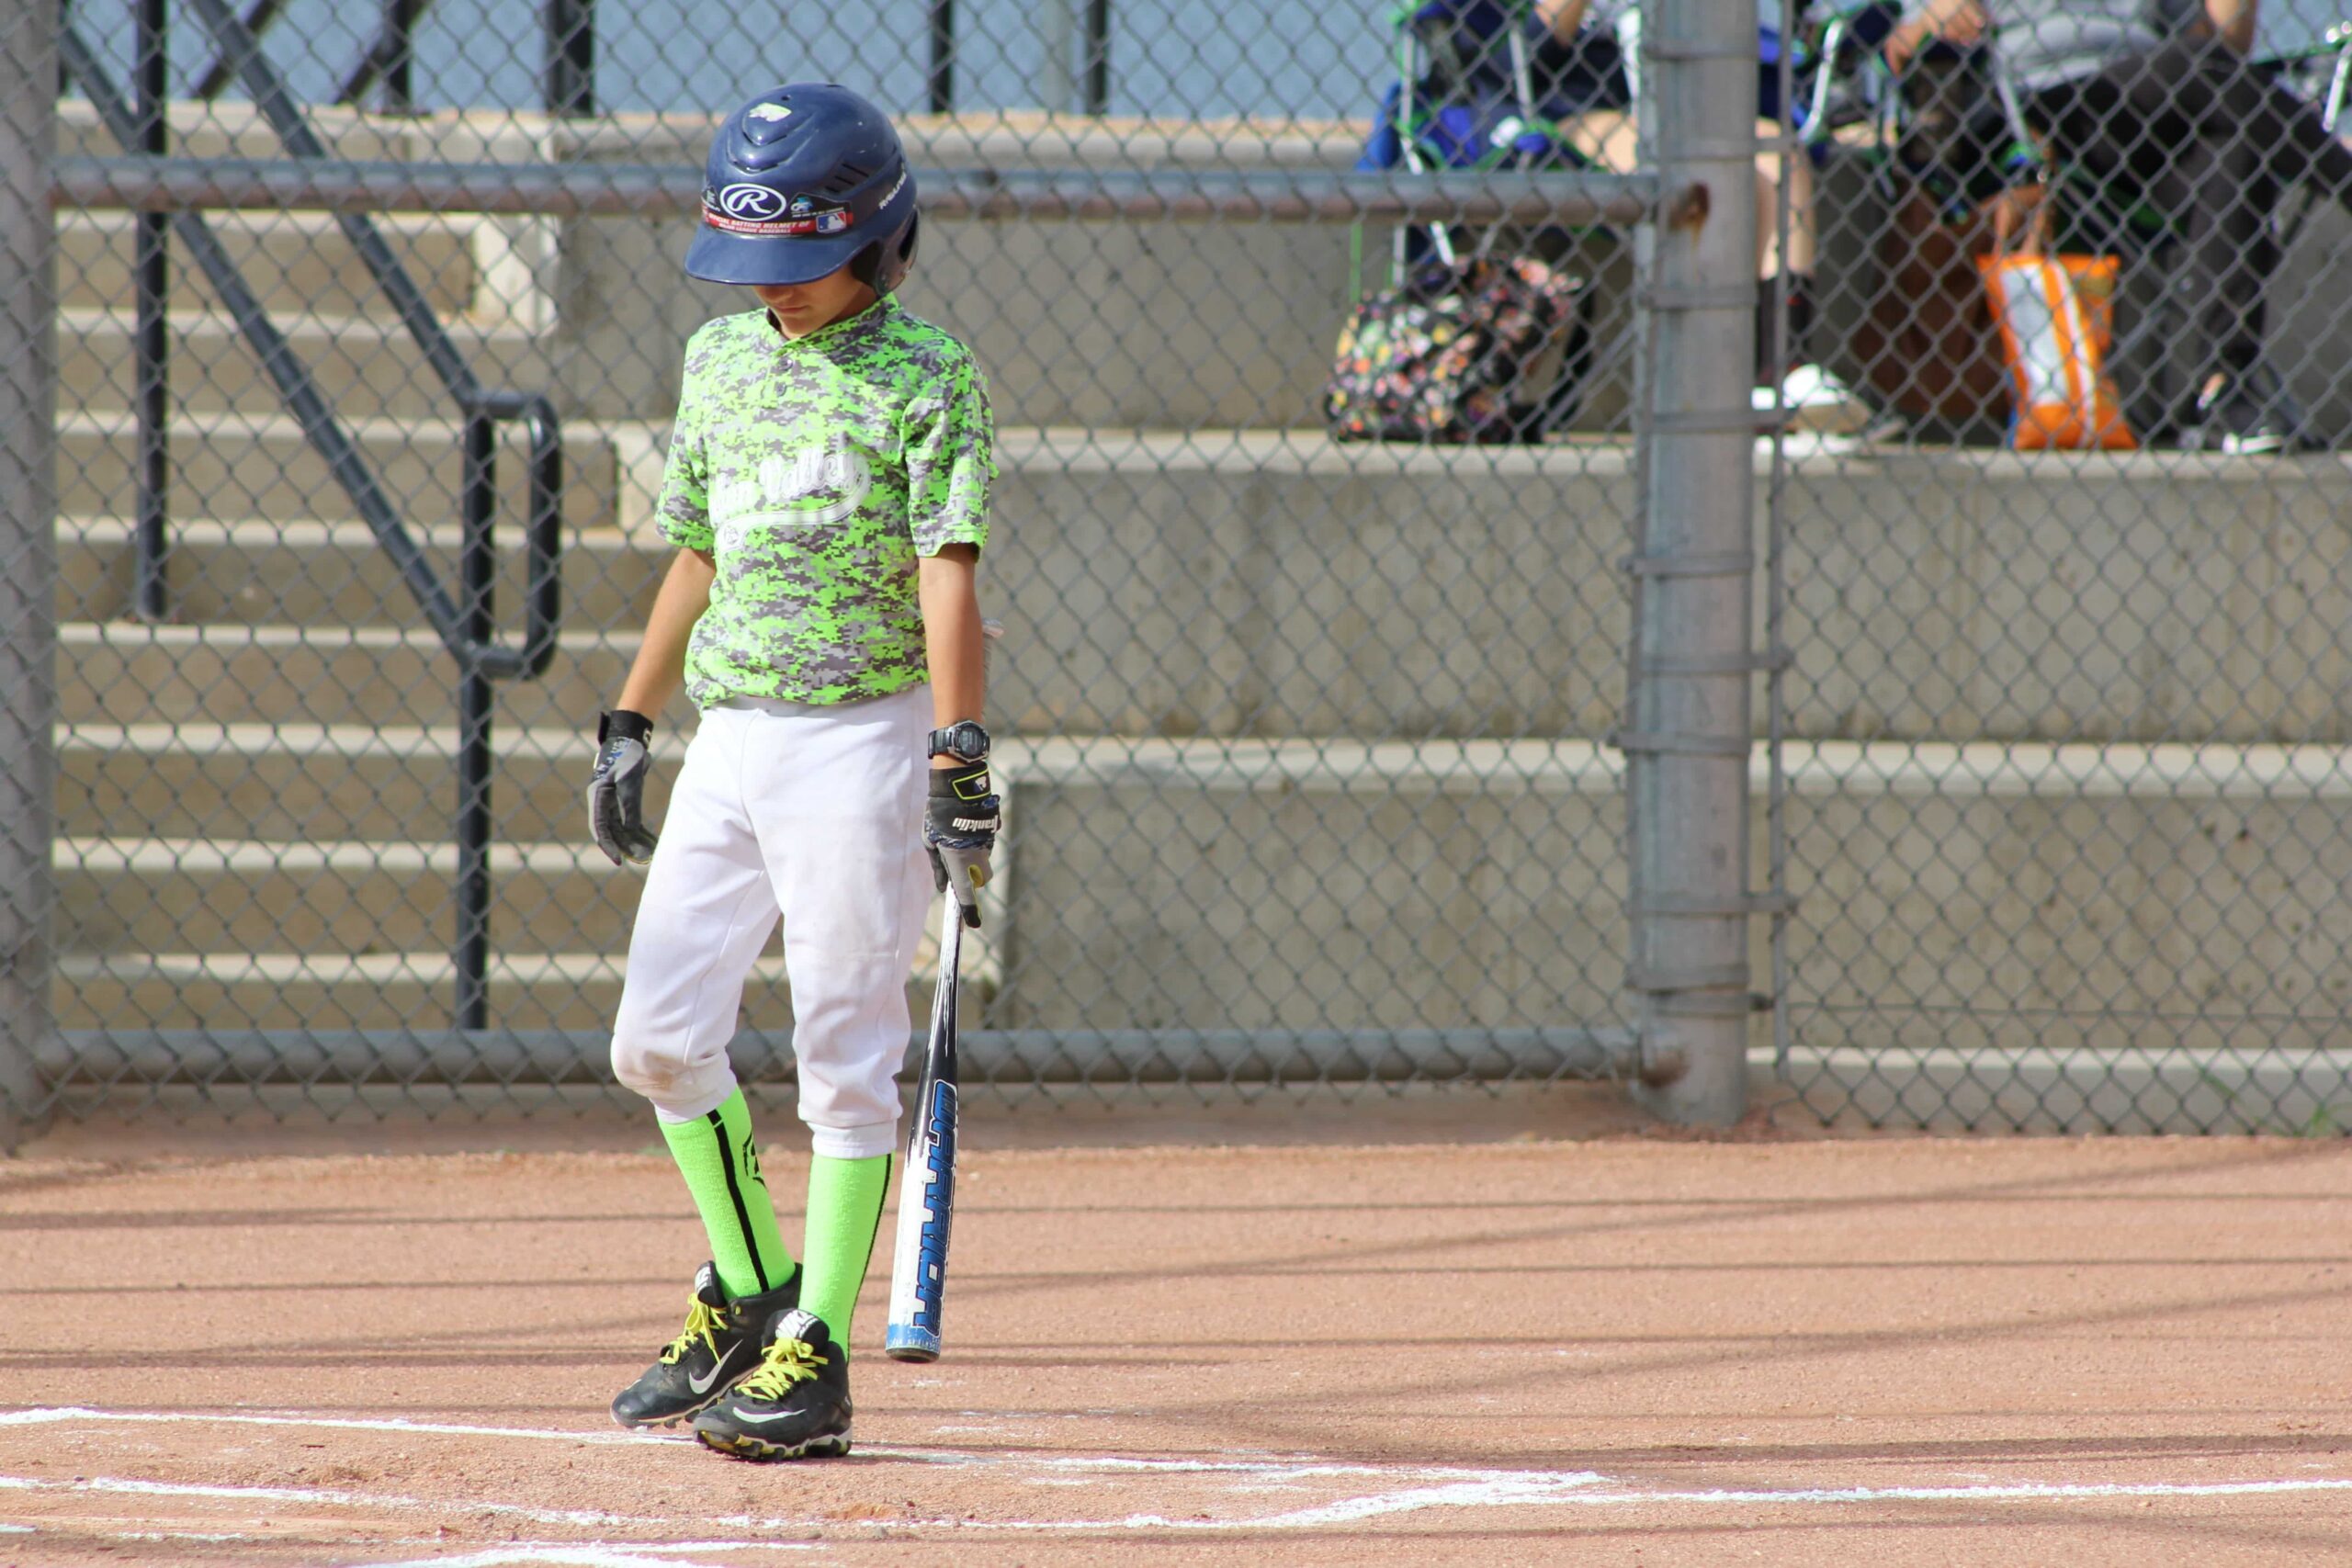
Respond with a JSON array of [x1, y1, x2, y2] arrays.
[[924, 760, 1000, 929], [587, 709, 660, 867]]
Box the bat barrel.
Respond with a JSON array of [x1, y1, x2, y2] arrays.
[[886, 886, 964, 1363]]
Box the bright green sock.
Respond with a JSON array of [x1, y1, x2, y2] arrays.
[[658, 1089, 794, 1302], [799, 1152, 893, 1351]]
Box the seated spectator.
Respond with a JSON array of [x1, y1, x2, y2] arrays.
[[1849, 36, 2034, 433], [1357, 0, 1869, 429], [1542, 0, 1868, 426], [1887, 0, 2352, 451]]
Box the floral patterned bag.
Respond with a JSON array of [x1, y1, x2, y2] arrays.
[[1324, 254, 1591, 444]]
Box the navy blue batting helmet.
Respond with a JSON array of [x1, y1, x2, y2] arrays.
[[685, 83, 919, 292]]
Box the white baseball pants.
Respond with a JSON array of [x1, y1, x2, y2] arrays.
[[609, 686, 933, 1158]]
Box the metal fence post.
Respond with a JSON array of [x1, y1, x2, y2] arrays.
[[1083, 0, 1111, 115], [1625, 0, 1758, 1124], [0, 0, 58, 1148], [542, 0, 594, 118], [927, 0, 956, 114]]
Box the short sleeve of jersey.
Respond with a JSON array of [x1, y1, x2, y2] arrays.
[[655, 329, 715, 552], [901, 345, 995, 557]]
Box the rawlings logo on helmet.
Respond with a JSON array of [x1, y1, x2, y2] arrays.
[[715, 183, 789, 222], [702, 181, 855, 238]]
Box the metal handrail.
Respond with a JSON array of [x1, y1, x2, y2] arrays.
[[56, 154, 1671, 228], [59, 13, 561, 1031], [187, 0, 481, 403], [191, 0, 284, 99], [59, 33, 560, 677]]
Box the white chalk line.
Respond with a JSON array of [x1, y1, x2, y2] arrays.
[[366, 1547, 815, 1568], [1580, 1478, 2352, 1506], [6, 1406, 2352, 1549], [0, 1405, 1551, 1483], [9, 1462, 2352, 1547], [0, 1405, 671, 1447]]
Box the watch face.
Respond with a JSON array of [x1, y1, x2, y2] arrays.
[[933, 723, 989, 760]]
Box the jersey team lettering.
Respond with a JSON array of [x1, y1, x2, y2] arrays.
[[714, 442, 876, 539]]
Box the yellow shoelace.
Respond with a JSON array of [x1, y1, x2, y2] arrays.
[[736, 1334, 828, 1400], [659, 1297, 727, 1366]]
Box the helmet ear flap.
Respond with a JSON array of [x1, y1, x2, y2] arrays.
[[891, 210, 919, 288], [856, 211, 920, 295]]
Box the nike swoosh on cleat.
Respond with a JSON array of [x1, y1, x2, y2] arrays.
[[720, 1404, 838, 1427], [686, 1341, 752, 1396]]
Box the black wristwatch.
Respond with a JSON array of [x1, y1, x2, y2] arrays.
[[926, 720, 990, 762]]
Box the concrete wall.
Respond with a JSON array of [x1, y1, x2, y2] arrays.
[[1775, 447, 2352, 745], [989, 739, 2352, 1053], [52, 409, 2352, 745]]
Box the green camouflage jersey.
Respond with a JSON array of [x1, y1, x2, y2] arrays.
[[656, 297, 995, 707]]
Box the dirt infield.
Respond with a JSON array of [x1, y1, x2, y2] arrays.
[[6, 1110, 2352, 1565]]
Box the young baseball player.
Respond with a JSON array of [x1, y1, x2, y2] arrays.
[[585, 82, 998, 1462]]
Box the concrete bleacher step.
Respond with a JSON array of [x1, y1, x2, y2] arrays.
[[55, 623, 673, 732], [60, 310, 560, 421], [59, 733, 2352, 1043], [54, 835, 989, 978], [55, 408, 615, 527], [52, 950, 803, 1033], [58, 98, 465, 163], [982, 737, 2352, 1042], [50, 717, 2349, 1045], [56, 836, 641, 955], [55, 723, 645, 843], [57, 210, 480, 319], [52, 436, 2352, 742], [58, 518, 665, 627]]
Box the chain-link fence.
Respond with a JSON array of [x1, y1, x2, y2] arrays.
[[11, 0, 1791, 1130], [42, 0, 2338, 1139], [1767, 0, 2352, 1131]]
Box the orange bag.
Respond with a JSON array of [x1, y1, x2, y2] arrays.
[[2060, 254, 2117, 356], [1975, 254, 2135, 451]]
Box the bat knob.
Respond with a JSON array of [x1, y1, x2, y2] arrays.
[[884, 1326, 942, 1362]]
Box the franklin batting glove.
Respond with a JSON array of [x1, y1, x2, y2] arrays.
[[924, 760, 1000, 928], [588, 709, 661, 867]]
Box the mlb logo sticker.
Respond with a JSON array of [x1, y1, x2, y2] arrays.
[[814, 210, 851, 235]]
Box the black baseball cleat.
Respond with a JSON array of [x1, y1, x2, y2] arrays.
[[610, 1261, 800, 1429], [692, 1307, 853, 1461]]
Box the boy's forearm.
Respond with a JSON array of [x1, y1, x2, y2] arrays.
[[2202, 0, 2256, 54], [1885, 0, 1989, 72], [918, 547, 985, 764], [616, 547, 715, 718], [1536, 0, 1589, 45]]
